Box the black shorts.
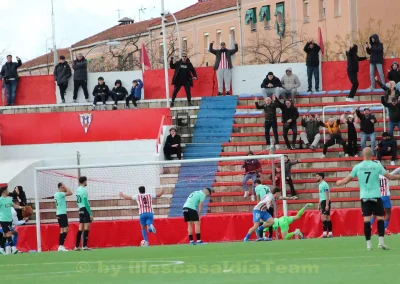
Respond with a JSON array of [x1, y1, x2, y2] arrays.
[[267, 206, 274, 217], [0, 222, 12, 234], [57, 214, 69, 228], [183, 207, 199, 222], [361, 198, 384, 217], [79, 207, 92, 223], [320, 200, 331, 215]]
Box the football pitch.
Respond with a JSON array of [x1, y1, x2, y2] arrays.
[[2, 236, 400, 284]]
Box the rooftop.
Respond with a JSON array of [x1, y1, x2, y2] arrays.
[[20, 47, 71, 70]]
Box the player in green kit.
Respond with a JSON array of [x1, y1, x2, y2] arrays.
[[254, 179, 275, 238], [54, 182, 72, 252], [74, 176, 93, 251], [337, 148, 400, 250], [316, 173, 333, 238], [182, 188, 213, 245], [0, 186, 24, 255]]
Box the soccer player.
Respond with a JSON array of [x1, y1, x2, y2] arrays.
[[182, 188, 213, 245], [336, 148, 400, 250], [119, 186, 164, 246], [244, 187, 297, 242], [0, 186, 24, 255], [254, 180, 273, 238], [316, 172, 333, 238], [75, 176, 93, 251], [54, 182, 72, 251]]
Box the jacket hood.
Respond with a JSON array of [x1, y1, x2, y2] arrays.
[[351, 44, 358, 53], [115, 79, 122, 86], [286, 67, 292, 73], [391, 61, 399, 69], [369, 34, 380, 45]]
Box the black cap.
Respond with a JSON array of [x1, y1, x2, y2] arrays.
[[364, 107, 370, 111], [382, 132, 390, 138], [98, 76, 104, 81], [268, 72, 274, 76], [59, 55, 66, 60], [316, 172, 325, 179]]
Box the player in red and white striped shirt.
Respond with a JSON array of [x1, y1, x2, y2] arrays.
[[119, 186, 164, 246]]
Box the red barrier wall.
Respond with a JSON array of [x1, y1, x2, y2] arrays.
[[16, 208, 400, 252], [322, 58, 400, 91], [0, 109, 171, 145], [143, 67, 217, 99], [0, 75, 56, 106]]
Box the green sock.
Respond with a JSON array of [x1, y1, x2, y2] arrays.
[[285, 232, 296, 240], [296, 206, 307, 218]]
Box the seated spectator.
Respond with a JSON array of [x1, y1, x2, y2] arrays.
[[387, 61, 400, 91], [284, 155, 300, 196], [276, 98, 299, 150], [261, 72, 281, 99], [109, 80, 128, 110], [164, 128, 181, 160], [12, 186, 26, 221], [280, 68, 301, 101], [345, 113, 359, 158], [254, 95, 280, 149], [375, 132, 397, 166], [242, 151, 262, 201], [380, 84, 400, 136], [126, 79, 143, 109], [355, 106, 376, 153], [91, 77, 109, 111], [270, 163, 282, 188], [300, 114, 321, 150], [319, 117, 348, 158]]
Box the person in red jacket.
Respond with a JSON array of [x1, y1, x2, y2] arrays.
[[242, 151, 262, 201]]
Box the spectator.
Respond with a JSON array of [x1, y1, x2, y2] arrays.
[[280, 68, 301, 101], [345, 44, 367, 102], [304, 39, 321, 92], [284, 155, 299, 196], [388, 61, 400, 91], [276, 98, 299, 150], [109, 80, 128, 110], [72, 53, 89, 102], [164, 128, 181, 160], [365, 34, 385, 89], [356, 106, 377, 152], [12, 186, 27, 221], [345, 113, 359, 158], [242, 151, 262, 201], [380, 83, 400, 136], [91, 77, 109, 111], [270, 163, 282, 188], [300, 114, 321, 150], [254, 95, 280, 149], [126, 79, 143, 109], [261, 72, 281, 99], [209, 41, 238, 96], [319, 117, 348, 158], [54, 55, 72, 104], [376, 77, 400, 98], [0, 55, 22, 106], [170, 54, 197, 108], [375, 132, 397, 166]]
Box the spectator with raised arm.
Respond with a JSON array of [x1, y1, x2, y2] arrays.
[[261, 72, 281, 99], [375, 132, 397, 166], [300, 114, 321, 150], [276, 98, 299, 150], [346, 44, 367, 102], [304, 39, 321, 92], [365, 34, 385, 90], [388, 61, 400, 91], [170, 54, 197, 108], [356, 106, 377, 153], [164, 128, 181, 160], [380, 79, 400, 136], [242, 151, 262, 201], [319, 117, 348, 159], [1, 55, 22, 106], [254, 95, 280, 149], [126, 79, 143, 109], [280, 68, 301, 101], [345, 112, 359, 158]]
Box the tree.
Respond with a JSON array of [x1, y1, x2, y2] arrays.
[[0, 48, 7, 68]]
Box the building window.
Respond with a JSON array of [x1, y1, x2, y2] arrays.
[[128, 54, 134, 69], [216, 30, 222, 45], [245, 8, 257, 32], [159, 43, 164, 59], [274, 2, 285, 37], [182, 37, 188, 52], [229, 27, 235, 48], [204, 33, 209, 53], [259, 6, 271, 29], [334, 0, 341, 17], [320, 0, 326, 20], [303, 0, 310, 23]]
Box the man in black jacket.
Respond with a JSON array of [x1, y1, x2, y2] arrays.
[[366, 34, 385, 90], [109, 80, 128, 110], [209, 41, 238, 96], [91, 77, 109, 111], [356, 106, 377, 152], [375, 132, 397, 166], [170, 54, 197, 108], [300, 114, 321, 150], [54, 55, 72, 103], [1, 55, 22, 106], [72, 53, 89, 102], [164, 128, 182, 160], [276, 98, 299, 150], [255, 95, 280, 149], [304, 40, 321, 92], [346, 44, 367, 102], [261, 72, 281, 99], [381, 91, 400, 136], [388, 61, 400, 91]]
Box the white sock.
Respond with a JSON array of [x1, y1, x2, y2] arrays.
[[328, 232, 333, 236], [379, 237, 385, 245], [367, 240, 372, 248]]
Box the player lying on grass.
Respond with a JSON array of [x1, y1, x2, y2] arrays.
[[119, 187, 164, 246], [244, 187, 298, 242]]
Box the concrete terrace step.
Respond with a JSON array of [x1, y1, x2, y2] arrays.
[[236, 100, 382, 110]]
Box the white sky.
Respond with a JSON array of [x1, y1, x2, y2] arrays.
[[0, 0, 197, 62]]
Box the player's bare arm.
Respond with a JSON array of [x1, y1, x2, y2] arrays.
[[156, 189, 165, 198], [325, 191, 330, 211], [336, 175, 353, 186], [119, 192, 133, 200], [62, 184, 73, 196], [384, 172, 400, 181], [198, 202, 203, 218]]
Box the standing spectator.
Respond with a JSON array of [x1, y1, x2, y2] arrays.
[[209, 41, 238, 96], [380, 84, 400, 136], [345, 113, 359, 158], [170, 54, 197, 108], [345, 44, 367, 102], [376, 77, 400, 98], [276, 99, 299, 150], [356, 106, 377, 152], [0, 55, 22, 106], [254, 95, 280, 149], [375, 132, 397, 166], [54, 55, 72, 104], [284, 155, 299, 197], [270, 163, 282, 188], [300, 114, 321, 150], [164, 128, 181, 160], [109, 80, 128, 110], [72, 53, 89, 102], [280, 68, 301, 101], [304, 39, 321, 92], [388, 61, 400, 91], [261, 72, 281, 99], [91, 77, 109, 111], [12, 186, 26, 221], [242, 151, 262, 201], [126, 79, 143, 109], [319, 117, 348, 158], [365, 34, 385, 90]]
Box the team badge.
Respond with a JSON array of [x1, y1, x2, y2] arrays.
[[79, 113, 92, 134]]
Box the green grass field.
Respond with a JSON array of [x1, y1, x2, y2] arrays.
[[2, 236, 400, 284]]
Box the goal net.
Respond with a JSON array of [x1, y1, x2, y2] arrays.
[[34, 154, 286, 251]]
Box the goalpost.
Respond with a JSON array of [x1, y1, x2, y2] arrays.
[[33, 154, 286, 252]]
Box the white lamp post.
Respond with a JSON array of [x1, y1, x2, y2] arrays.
[[84, 41, 121, 57], [161, 0, 170, 105], [164, 10, 182, 58]]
